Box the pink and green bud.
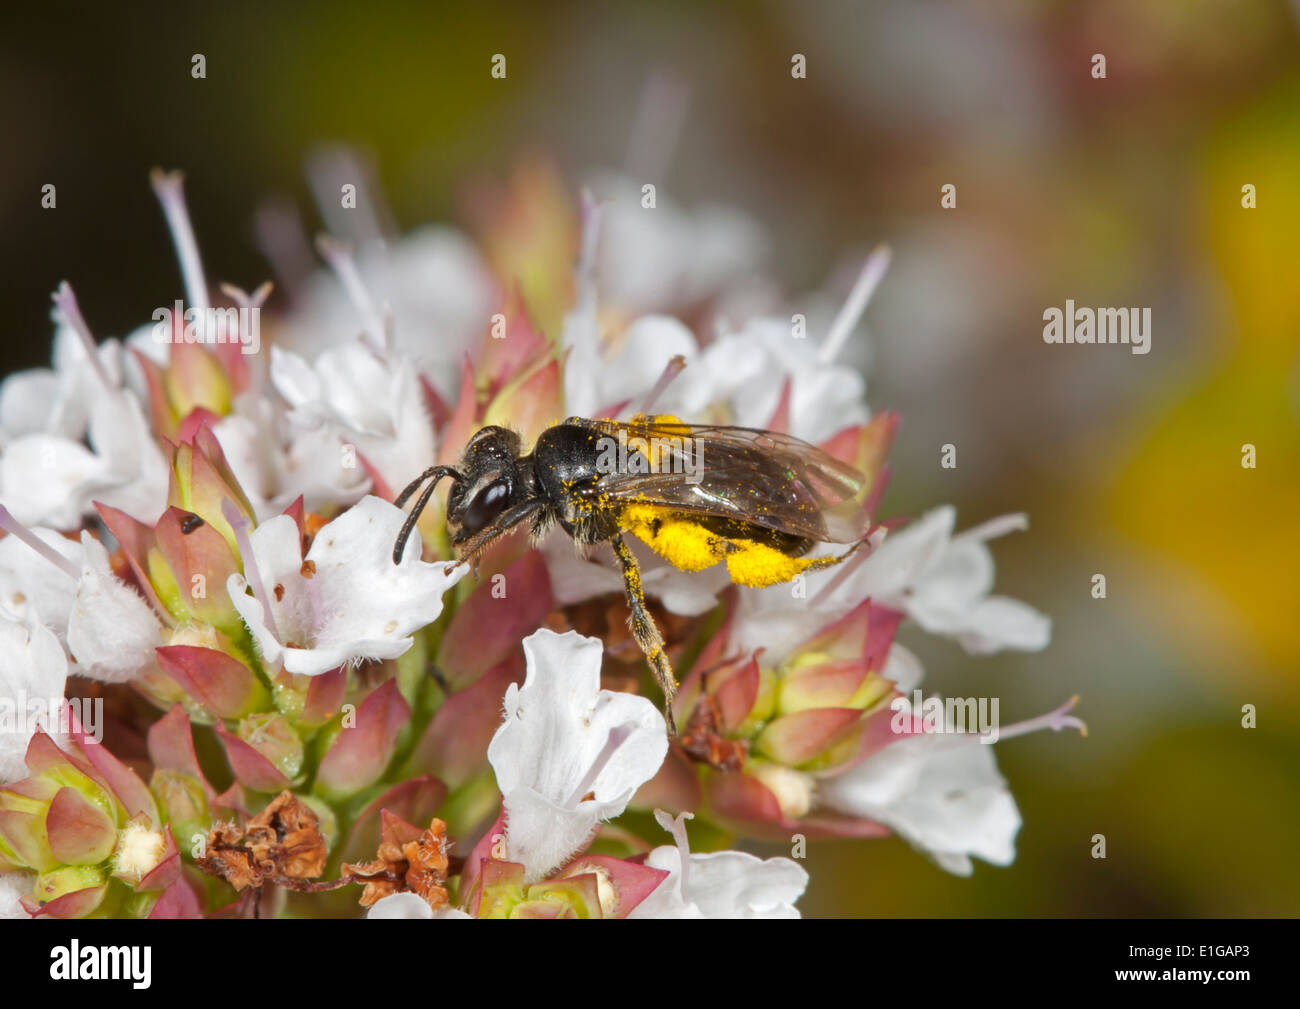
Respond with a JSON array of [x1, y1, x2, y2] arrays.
[[166, 427, 256, 555], [214, 709, 306, 794], [481, 354, 563, 449], [149, 507, 243, 630], [150, 770, 210, 850], [155, 644, 270, 720], [269, 665, 349, 730], [436, 552, 552, 689], [30, 865, 109, 917], [2, 731, 176, 918], [474, 859, 603, 919], [314, 680, 411, 801]]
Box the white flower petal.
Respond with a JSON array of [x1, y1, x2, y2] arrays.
[[276, 226, 495, 394], [814, 506, 1050, 656], [881, 641, 925, 693], [303, 497, 465, 665], [591, 172, 765, 317], [955, 596, 1052, 654], [66, 533, 162, 683], [230, 497, 466, 677], [268, 347, 322, 409], [629, 811, 808, 918], [271, 345, 435, 495], [0, 435, 108, 529], [214, 403, 369, 520], [818, 730, 1021, 876], [227, 572, 285, 671], [0, 527, 80, 631], [539, 533, 727, 618], [0, 871, 33, 918], [0, 370, 61, 437], [593, 315, 699, 412], [366, 892, 471, 920], [488, 629, 668, 881], [0, 612, 68, 783], [676, 849, 807, 918]]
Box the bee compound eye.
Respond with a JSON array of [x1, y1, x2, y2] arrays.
[[462, 479, 511, 533]]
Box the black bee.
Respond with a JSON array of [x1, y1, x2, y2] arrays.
[[392, 414, 873, 732]]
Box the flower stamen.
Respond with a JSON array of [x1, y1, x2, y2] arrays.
[[988, 694, 1087, 742], [223, 498, 282, 643], [50, 282, 112, 390], [565, 722, 634, 809], [150, 168, 211, 314], [0, 505, 80, 579], [314, 234, 390, 357], [820, 243, 891, 364]]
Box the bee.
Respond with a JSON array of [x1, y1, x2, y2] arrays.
[[392, 414, 873, 733]]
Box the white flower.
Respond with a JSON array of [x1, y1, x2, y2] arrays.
[[226, 495, 467, 676], [817, 729, 1021, 877], [486, 629, 668, 882], [0, 510, 163, 683], [66, 532, 164, 683], [827, 507, 1050, 654], [730, 508, 1049, 663], [629, 811, 808, 918], [366, 893, 472, 920], [665, 315, 867, 443], [563, 313, 700, 420], [276, 224, 497, 396], [0, 610, 57, 921], [0, 524, 80, 628], [270, 343, 435, 497], [0, 871, 32, 919], [0, 611, 68, 783], [0, 323, 122, 440], [590, 171, 766, 320], [562, 235, 887, 446], [0, 286, 168, 529], [538, 530, 730, 618], [213, 396, 368, 520]]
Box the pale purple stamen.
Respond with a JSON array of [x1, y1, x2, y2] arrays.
[[315, 234, 390, 356], [222, 498, 281, 642], [819, 244, 891, 364], [219, 281, 273, 311], [150, 168, 211, 314], [306, 146, 391, 248], [0, 505, 81, 580], [574, 188, 603, 317], [654, 808, 695, 895], [565, 722, 634, 808], [254, 200, 315, 298], [50, 282, 112, 389], [958, 513, 1029, 544], [635, 354, 687, 416], [991, 695, 1088, 742]]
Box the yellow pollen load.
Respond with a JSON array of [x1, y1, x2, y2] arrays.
[[621, 504, 840, 588]]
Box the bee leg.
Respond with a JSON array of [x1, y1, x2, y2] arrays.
[[611, 535, 678, 735]]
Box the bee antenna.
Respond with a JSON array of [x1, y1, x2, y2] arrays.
[[392, 465, 459, 564]]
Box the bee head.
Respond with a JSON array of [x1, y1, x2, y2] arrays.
[[445, 426, 524, 544]]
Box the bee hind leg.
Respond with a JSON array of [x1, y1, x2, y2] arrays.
[[611, 535, 678, 735]]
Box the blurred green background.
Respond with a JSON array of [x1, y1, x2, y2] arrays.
[[2, 0, 1297, 915]]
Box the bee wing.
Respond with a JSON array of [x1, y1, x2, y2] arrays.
[[574, 417, 871, 543]]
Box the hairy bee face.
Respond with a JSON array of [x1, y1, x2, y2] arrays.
[[445, 426, 524, 544]]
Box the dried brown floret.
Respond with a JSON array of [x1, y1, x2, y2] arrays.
[[678, 693, 747, 772], [343, 812, 450, 910], [196, 790, 327, 891]]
